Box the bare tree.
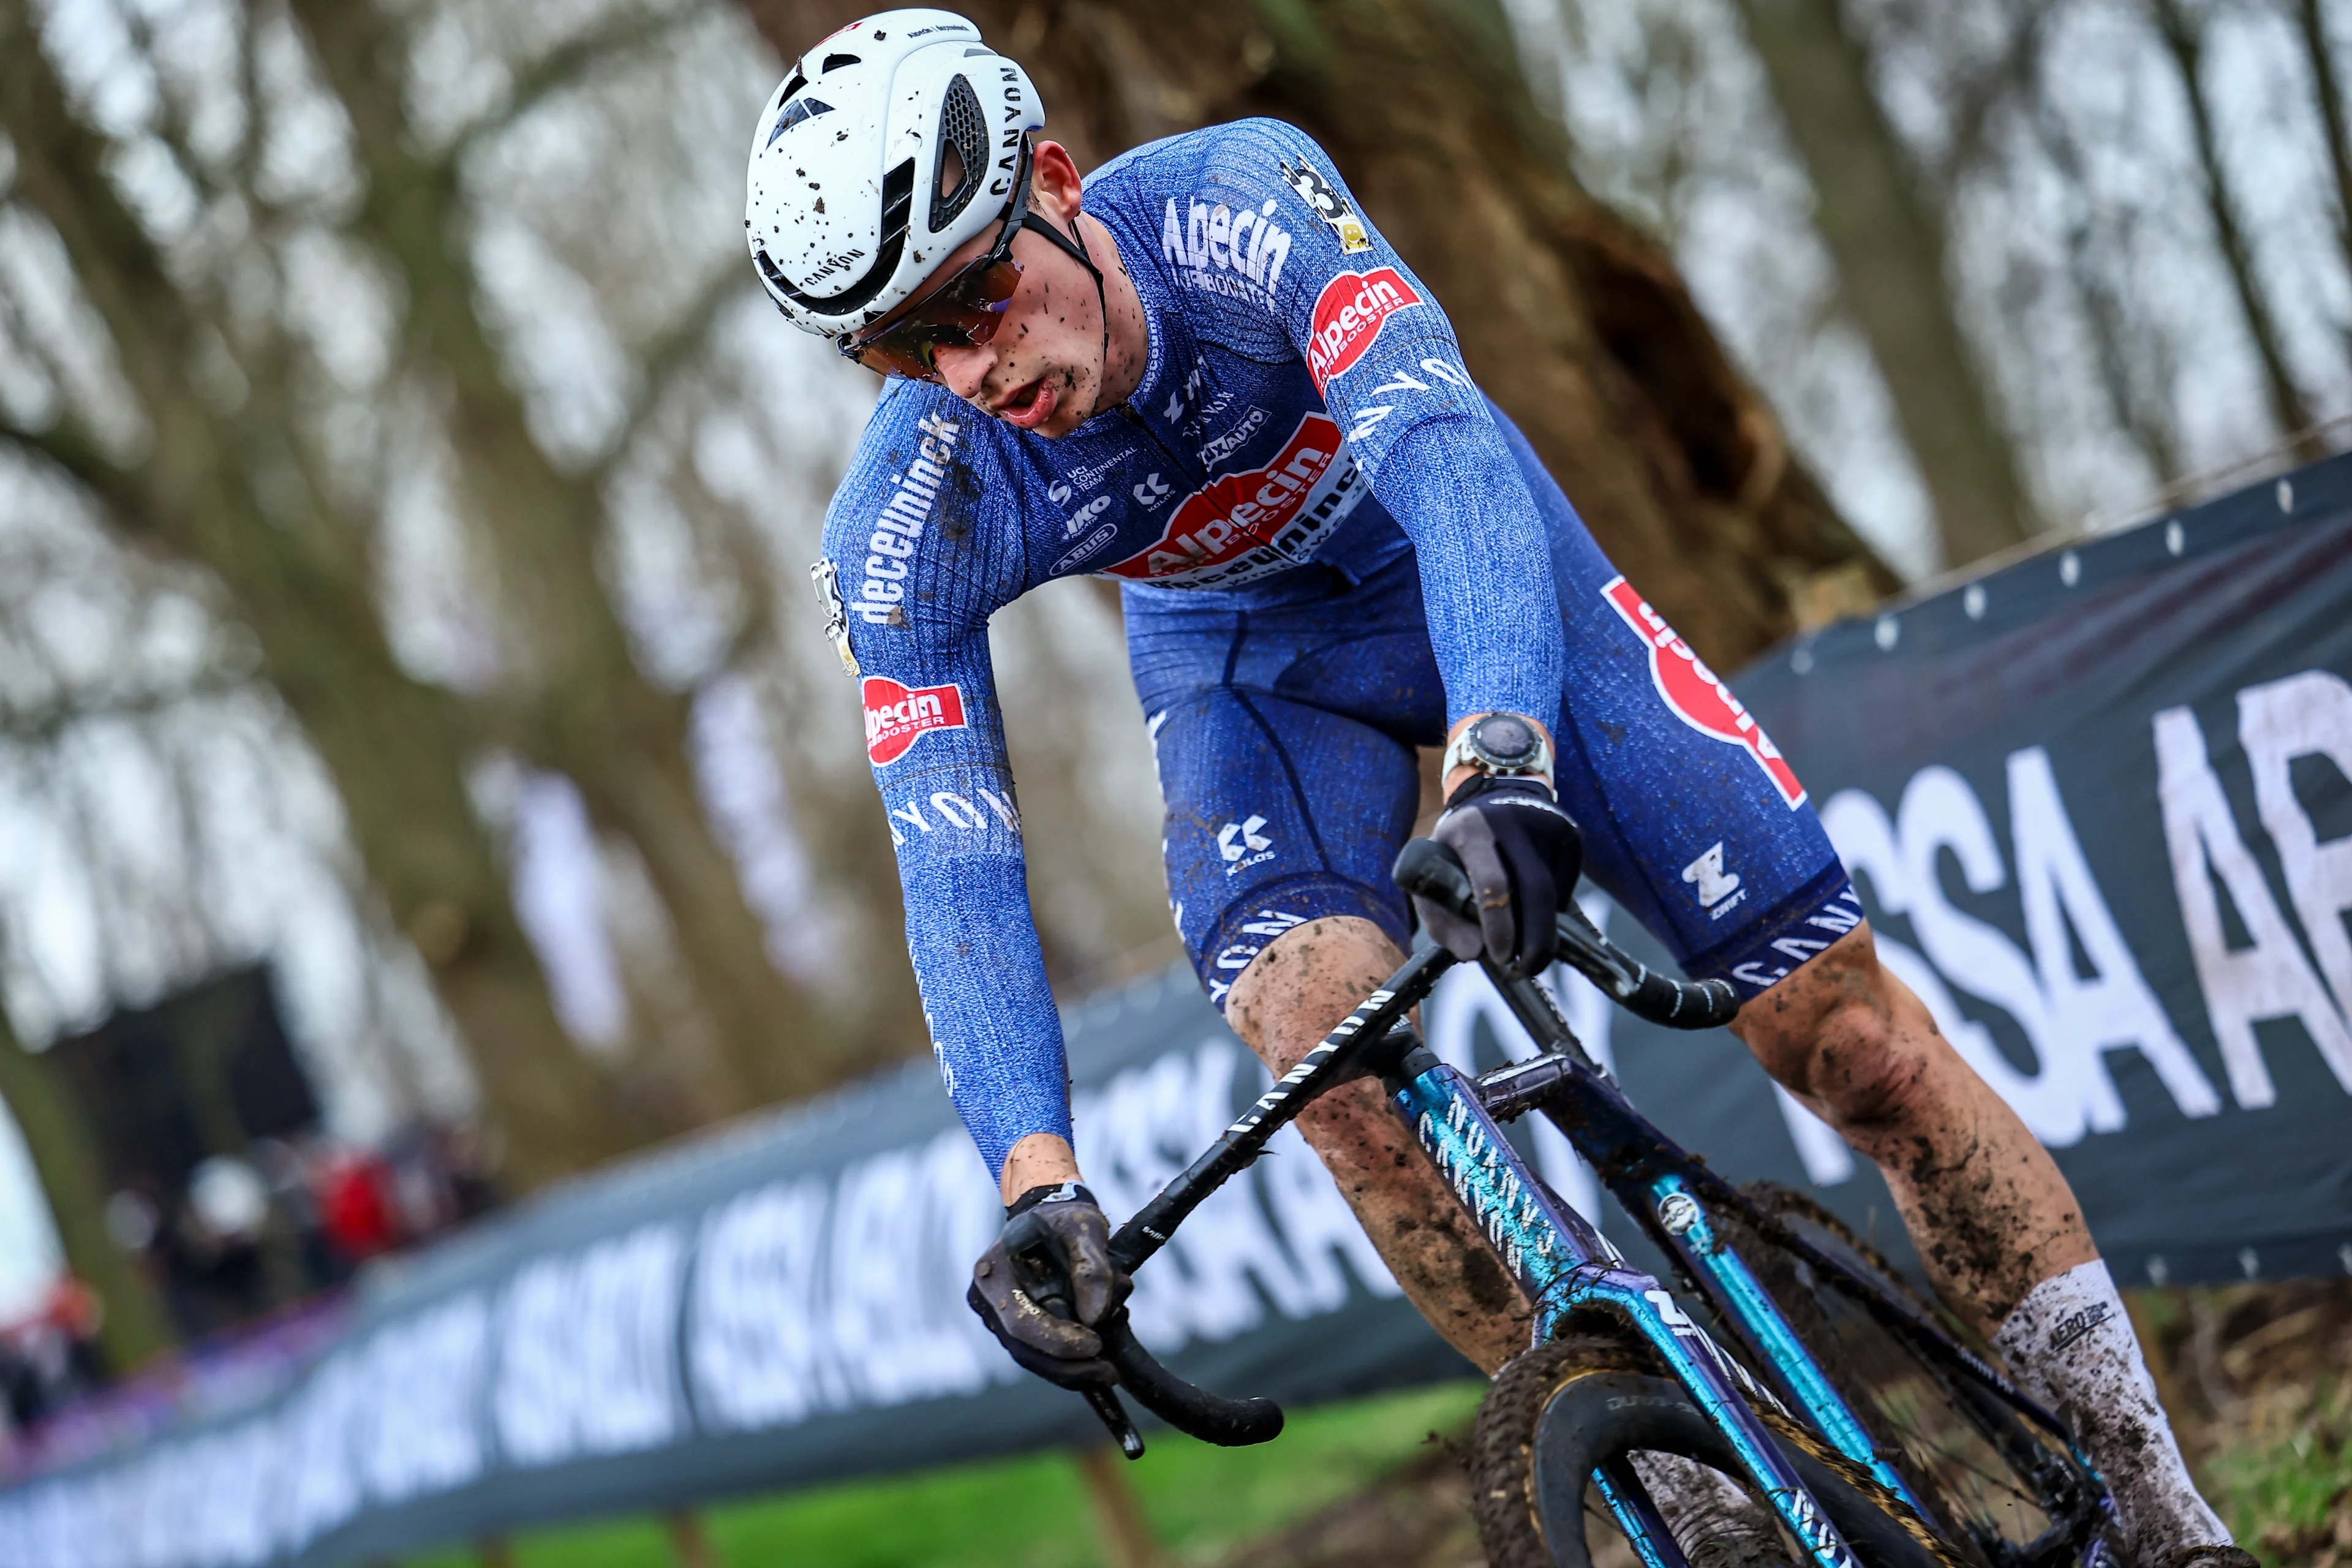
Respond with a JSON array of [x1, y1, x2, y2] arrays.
[[2291, 0, 2352, 353], [0, 1010, 174, 1370], [0, 0, 636, 1186], [1730, 0, 2038, 565], [2148, 0, 2324, 459]]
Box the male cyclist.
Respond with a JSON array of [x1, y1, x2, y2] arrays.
[[748, 13, 2241, 1564]]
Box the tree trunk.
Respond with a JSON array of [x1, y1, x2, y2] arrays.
[[0, 1020, 175, 1372], [1731, 0, 2037, 567], [735, 0, 1897, 673], [1, 10, 639, 1189], [2290, 0, 2352, 362], [291, 0, 859, 1108], [2149, 0, 2323, 461]]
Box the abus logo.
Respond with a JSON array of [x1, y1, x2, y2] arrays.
[[861, 676, 967, 766], [1104, 413, 1366, 588], [1600, 577, 1806, 809], [1306, 267, 1422, 391]]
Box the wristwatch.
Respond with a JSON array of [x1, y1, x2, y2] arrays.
[[1442, 712, 1554, 787]]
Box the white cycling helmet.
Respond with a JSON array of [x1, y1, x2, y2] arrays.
[[746, 9, 1046, 339]]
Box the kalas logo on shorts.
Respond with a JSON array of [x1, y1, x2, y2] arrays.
[[1600, 577, 1806, 809], [1306, 267, 1422, 391], [1104, 413, 1363, 586], [861, 676, 967, 766]]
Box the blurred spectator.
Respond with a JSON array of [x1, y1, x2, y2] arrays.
[[0, 1277, 108, 1429]]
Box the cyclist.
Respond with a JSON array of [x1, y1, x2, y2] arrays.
[[749, 13, 2243, 1564]]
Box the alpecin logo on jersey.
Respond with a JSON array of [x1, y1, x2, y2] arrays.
[[1102, 413, 1368, 588], [862, 676, 967, 766], [1599, 576, 1806, 809], [1306, 267, 1422, 391]]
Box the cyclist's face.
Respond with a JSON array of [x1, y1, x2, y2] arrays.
[[923, 142, 1103, 438]]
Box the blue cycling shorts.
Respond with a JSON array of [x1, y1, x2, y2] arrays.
[[1126, 404, 1861, 1009]]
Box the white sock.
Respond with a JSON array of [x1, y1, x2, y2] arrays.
[[1991, 1261, 2230, 1563]]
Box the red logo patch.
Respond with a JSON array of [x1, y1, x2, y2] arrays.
[[1305, 268, 1422, 391], [1104, 414, 1359, 586], [1600, 576, 1806, 809], [861, 676, 967, 766]]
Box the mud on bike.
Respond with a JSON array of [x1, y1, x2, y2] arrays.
[[993, 837, 2117, 1568]]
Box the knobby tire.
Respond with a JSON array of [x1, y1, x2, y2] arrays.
[[1471, 1332, 1967, 1568]]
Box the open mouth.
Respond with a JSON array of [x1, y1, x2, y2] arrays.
[[995, 377, 1055, 429]]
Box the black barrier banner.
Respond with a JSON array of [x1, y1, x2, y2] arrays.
[[4, 459, 2349, 1565]]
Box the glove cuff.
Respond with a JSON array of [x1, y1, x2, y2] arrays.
[[1005, 1180, 1099, 1220], [1443, 771, 1559, 811]]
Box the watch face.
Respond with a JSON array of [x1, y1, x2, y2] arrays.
[[1471, 715, 1537, 765]]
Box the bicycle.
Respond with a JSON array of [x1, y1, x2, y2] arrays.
[[995, 837, 2116, 1567]]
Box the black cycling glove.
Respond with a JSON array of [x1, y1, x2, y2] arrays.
[[1414, 774, 1584, 979], [967, 1182, 1133, 1390]]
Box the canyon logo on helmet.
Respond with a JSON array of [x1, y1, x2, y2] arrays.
[[745, 10, 1045, 340]]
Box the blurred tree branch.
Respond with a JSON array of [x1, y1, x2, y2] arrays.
[[1732, 0, 2035, 565], [2147, 0, 2321, 461], [0, 0, 643, 1186], [291, 0, 865, 1109]]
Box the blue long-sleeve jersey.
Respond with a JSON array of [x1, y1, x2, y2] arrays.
[[816, 119, 1569, 1177]]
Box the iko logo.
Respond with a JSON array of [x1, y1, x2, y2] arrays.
[[1218, 815, 1275, 875], [1600, 576, 1805, 808], [1682, 842, 1746, 918], [1060, 493, 1112, 537]]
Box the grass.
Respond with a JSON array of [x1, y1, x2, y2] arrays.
[[2203, 1376, 2352, 1567], [407, 1378, 1489, 1568]]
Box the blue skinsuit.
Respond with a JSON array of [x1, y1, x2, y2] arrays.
[[816, 119, 1857, 1178]]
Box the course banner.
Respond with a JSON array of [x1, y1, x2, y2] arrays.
[[2, 457, 2347, 1565]]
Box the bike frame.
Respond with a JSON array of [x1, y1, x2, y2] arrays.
[[1104, 937, 2103, 1568]]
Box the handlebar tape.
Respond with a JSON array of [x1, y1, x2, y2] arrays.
[[1391, 837, 1740, 1031], [1101, 1313, 1284, 1447]]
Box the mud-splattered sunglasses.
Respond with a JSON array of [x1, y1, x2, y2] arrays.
[[838, 146, 1099, 381]]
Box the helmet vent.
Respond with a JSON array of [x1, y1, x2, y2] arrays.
[[930, 73, 989, 232], [822, 52, 861, 72], [772, 95, 834, 141]]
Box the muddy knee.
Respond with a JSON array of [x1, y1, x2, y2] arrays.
[[1735, 924, 1942, 1137]]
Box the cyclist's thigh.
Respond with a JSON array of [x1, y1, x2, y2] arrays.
[[1126, 575, 1439, 1008], [1487, 400, 1861, 995]]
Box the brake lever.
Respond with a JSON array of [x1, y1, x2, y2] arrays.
[[1005, 1220, 1147, 1458]]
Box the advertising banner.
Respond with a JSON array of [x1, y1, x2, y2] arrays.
[[2, 456, 2347, 1566]]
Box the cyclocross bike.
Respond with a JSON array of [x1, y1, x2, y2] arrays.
[[997, 837, 2118, 1568]]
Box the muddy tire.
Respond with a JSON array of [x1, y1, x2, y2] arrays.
[[1470, 1332, 1966, 1567]]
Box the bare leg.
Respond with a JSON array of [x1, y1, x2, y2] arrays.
[[1730, 919, 2094, 1332], [1226, 915, 1533, 1373], [1736, 921, 2234, 1561]]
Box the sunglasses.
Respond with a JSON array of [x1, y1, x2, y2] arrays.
[[839, 142, 1102, 382]]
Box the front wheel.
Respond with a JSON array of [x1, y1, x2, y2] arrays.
[[1470, 1333, 1966, 1568]]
